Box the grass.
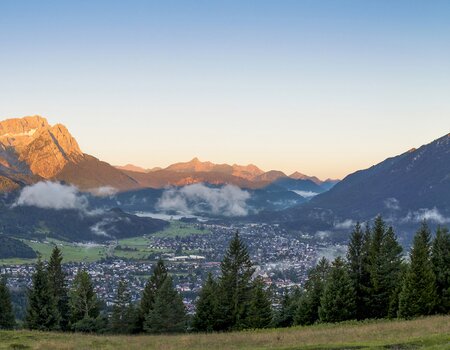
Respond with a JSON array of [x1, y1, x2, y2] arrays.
[[153, 221, 210, 238], [0, 220, 207, 265], [0, 239, 107, 265], [0, 315, 449, 350]]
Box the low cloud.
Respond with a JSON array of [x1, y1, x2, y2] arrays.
[[334, 219, 356, 229], [89, 186, 118, 197], [90, 218, 117, 238], [402, 207, 450, 224], [292, 190, 319, 199], [315, 230, 332, 240], [14, 181, 88, 210], [384, 198, 400, 211], [156, 183, 251, 217]]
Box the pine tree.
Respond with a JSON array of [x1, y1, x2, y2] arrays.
[[366, 216, 403, 318], [111, 279, 134, 334], [137, 259, 168, 331], [216, 231, 255, 331], [319, 257, 356, 323], [398, 222, 437, 318], [347, 222, 371, 319], [192, 273, 219, 332], [69, 269, 100, 329], [381, 226, 403, 318], [144, 276, 187, 334], [25, 259, 59, 330], [246, 277, 272, 329], [294, 257, 330, 325], [0, 276, 15, 329], [431, 227, 450, 314], [47, 246, 69, 330], [367, 215, 386, 318]]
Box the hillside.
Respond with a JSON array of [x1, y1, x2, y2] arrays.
[[0, 315, 448, 350], [272, 133, 450, 239]]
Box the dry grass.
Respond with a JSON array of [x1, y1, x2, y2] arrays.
[[0, 315, 449, 350]]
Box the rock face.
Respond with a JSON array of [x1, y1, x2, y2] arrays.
[[0, 116, 83, 178], [0, 115, 138, 191]]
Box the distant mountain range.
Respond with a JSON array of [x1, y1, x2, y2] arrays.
[[1, 115, 447, 246], [0, 116, 335, 193], [0, 115, 333, 245], [116, 157, 336, 191], [269, 133, 450, 243]]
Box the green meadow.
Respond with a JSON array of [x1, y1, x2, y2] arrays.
[[0, 221, 209, 265], [0, 315, 449, 350]]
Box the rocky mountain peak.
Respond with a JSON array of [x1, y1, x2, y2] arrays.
[[0, 116, 84, 179]]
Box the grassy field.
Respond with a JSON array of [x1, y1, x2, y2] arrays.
[[153, 221, 210, 238], [0, 239, 108, 265], [0, 221, 208, 265], [0, 316, 449, 350]]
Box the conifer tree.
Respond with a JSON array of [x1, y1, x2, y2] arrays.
[[69, 269, 100, 328], [137, 259, 168, 331], [25, 259, 59, 330], [347, 222, 371, 319], [398, 222, 437, 318], [294, 257, 330, 325], [381, 226, 403, 317], [246, 277, 272, 329], [144, 276, 186, 334], [111, 279, 134, 334], [47, 246, 69, 330], [0, 276, 15, 329], [274, 287, 301, 328], [216, 231, 255, 331], [192, 273, 219, 332], [431, 227, 450, 314], [319, 257, 356, 323], [367, 215, 386, 318]]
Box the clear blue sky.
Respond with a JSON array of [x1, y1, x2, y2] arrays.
[[1, 0, 449, 179]]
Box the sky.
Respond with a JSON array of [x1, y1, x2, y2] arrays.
[[1, 1, 449, 179]]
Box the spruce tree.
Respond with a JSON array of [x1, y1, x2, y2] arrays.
[[25, 259, 59, 330], [398, 222, 437, 318], [381, 226, 403, 318], [365, 216, 403, 319], [347, 222, 371, 319], [216, 231, 255, 331], [144, 276, 186, 334], [111, 279, 134, 334], [0, 276, 15, 329], [431, 227, 450, 314], [246, 277, 272, 329], [47, 246, 69, 330], [69, 269, 100, 329], [192, 273, 219, 332], [294, 257, 330, 325], [137, 259, 168, 331], [274, 287, 301, 328], [367, 215, 386, 318], [319, 257, 356, 323]]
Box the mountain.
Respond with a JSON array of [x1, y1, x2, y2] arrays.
[[0, 202, 168, 243], [165, 157, 265, 180], [0, 116, 139, 191], [276, 133, 450, 241], [118, 158, 335, 191], [289, 171, 322, 185], [121, 158, 271, 189]]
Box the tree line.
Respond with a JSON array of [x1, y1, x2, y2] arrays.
[[0, 217, 449, 333], [274, 217, 450, 327]]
